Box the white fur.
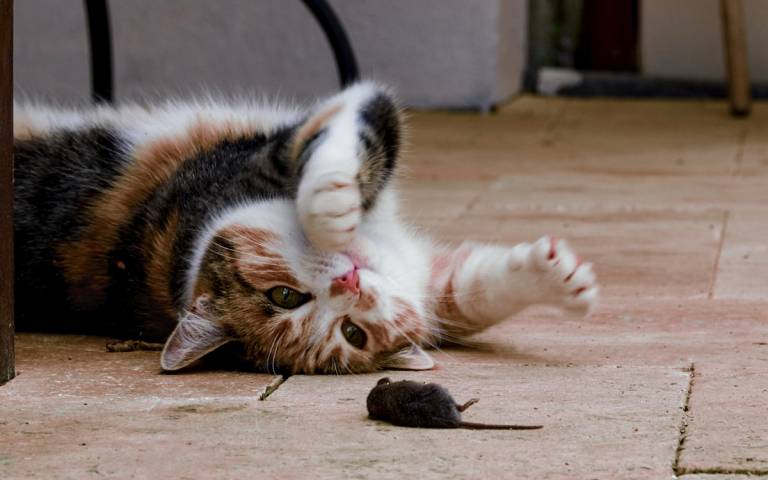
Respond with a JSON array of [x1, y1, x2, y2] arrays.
[[14, 96, 302, 147], [450, 236, 598, 331], [297, 83, 386, 252]]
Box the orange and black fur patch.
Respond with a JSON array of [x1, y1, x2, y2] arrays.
[[14, 90, 401, 344]]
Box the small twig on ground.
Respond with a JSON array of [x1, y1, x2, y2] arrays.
[[106, 339, 164, 352]]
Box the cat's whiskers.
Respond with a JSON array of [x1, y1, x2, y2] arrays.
[[265, 329, 283, 374], [422, 313, 478, 346], [386, 289, 486, 305], [409, 311, 464, 359], [331, 357, 343, 376], [272, 330, 289, 374], [340, 357, 353, 375]]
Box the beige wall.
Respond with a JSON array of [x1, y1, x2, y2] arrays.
[[14, 0, 527, 109], [641, 0, 768, 82]]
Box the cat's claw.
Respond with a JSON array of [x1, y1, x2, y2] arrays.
[[298, 172, 362, 252], [528, 236, 598, 315]]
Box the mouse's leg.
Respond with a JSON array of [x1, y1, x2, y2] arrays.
[[430, 236, 598, 337], [457, 398, 479, 412]]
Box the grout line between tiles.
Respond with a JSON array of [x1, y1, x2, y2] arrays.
[[731, 125, 748, 177], [679, 467, 768, 477], [668, 365, 768, 478], [707, 210, 730, 299], [673, 363, 696, 477]]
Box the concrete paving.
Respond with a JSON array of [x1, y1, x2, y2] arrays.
[[2, 98, 767, 479], [678, 358, 768, 474], [258, 366, 687, 480]]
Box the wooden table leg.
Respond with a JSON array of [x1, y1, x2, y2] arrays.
[[0, 0, 15, 385], [721, 0, 751, 117]]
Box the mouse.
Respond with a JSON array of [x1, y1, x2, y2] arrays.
[[366, 377, 543, 430]]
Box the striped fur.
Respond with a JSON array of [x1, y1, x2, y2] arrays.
[[14, 82, 599, 374]]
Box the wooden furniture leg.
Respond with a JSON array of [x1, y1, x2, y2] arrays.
[[721, 0, 751, 117], [0, 0, 15, 385]]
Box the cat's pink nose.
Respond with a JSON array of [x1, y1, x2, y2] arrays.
[[333, 268, 360, 295]]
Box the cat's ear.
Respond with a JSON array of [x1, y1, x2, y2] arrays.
[[160, 297, 232, 371], [380, 345, 435, 371]]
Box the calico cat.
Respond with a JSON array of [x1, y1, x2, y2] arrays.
[[13, 82, 598, 373]]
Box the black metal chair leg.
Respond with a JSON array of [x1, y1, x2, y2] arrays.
[[83, 0, 358, 103], [84, 0, 113, 104], [300, 0, 360, 86]]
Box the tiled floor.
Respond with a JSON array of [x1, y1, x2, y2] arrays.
[[2, 98, 767, 479]]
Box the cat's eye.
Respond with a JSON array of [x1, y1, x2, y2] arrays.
[[266, 286, 310, 309], [341, 320, 367, 349]]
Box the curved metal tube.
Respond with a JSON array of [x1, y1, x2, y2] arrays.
[[84, 0, 113, 103], [84, 0, 359, 104], [300, 0, 360, 86]]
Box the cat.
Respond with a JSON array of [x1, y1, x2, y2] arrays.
[[13, 82, 598, 374]]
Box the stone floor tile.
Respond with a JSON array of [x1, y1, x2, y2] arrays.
[[410, 96, 562, 155], [261, 365, 688, 480], [412, 98, 746, 174], [0, 335, 279, 479], [472, 173, 767, 211], [677, 357, 768, 475], [552, 102, 743, 177], [7, 334, 276, 398], [398, 179, 486, 222], [430, 299, 768, 369], [739, 102, 768, 177], [425, 208, 724, 299], [715, 208, 768, 299], [0, 337, 689, 479]]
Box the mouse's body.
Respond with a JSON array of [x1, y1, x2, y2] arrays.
[[366, 378, 543, 430]]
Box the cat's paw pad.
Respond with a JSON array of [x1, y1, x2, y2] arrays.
[[298, 172, 362, 252], [529, 236, 598, 315]]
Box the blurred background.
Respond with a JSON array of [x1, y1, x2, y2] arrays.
[[13, 0, 767, 109]]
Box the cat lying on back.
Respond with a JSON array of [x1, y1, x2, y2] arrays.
[[13, 82, 598, 373]]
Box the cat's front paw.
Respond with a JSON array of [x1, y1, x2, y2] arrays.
[[297, 172, 362, 252], [527, 236, 599, 315]]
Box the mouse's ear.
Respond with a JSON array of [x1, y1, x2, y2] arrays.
[[380, 345, 435, 371], [160, 296, 233, 371]]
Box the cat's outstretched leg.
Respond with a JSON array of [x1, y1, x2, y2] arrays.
[[292, 82, 400, 252], [431, 236, 598, 338]]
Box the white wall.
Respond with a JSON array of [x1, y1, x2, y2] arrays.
[[641, 0, 768, 82], [14, 0, 527, 109]]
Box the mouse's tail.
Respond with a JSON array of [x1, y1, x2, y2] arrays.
[[458, 422, 543, 430]]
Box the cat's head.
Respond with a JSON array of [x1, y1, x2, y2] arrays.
[[160, 203, 435, 374]]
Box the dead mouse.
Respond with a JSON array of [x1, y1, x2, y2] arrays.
[[366, 377, 543, 430]]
